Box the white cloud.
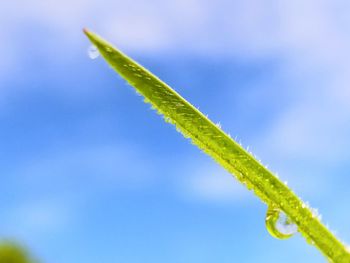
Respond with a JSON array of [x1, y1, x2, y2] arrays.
[[1, 199, 72, 238], [178, 162, 252, 203], [14, 144, 156, 194], [255, 70, 350, 165], [2, 0, 350, 163], [17, 201, 70, 230], [0, 143, 157, 238], [1, 0, 350, 62], [0, 0, 349, 55]]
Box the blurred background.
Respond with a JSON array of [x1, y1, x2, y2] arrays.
[[1, 0, 350, 262]]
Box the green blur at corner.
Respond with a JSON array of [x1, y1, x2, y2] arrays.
[[0, 242, 37, 263]]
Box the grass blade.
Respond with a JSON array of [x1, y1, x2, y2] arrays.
[[84, 29, 350, 262]]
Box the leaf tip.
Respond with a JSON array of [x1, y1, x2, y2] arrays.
[[83, 27, 91, 36]]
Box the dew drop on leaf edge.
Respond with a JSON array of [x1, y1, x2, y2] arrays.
[[265, 206, 297, 240], [88, 45, 99, 59]]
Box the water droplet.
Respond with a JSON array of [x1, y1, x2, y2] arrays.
[[88, 45, 99, 59], [265, 206, 297, 239]]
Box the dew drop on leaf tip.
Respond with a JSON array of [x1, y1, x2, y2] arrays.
[[88, 45, 99, 59], [265, 206, 298, 240]]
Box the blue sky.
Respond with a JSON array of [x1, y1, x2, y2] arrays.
[[1, 0, 350, 262]]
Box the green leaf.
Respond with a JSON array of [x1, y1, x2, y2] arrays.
[[84, 29, 350, 262]]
